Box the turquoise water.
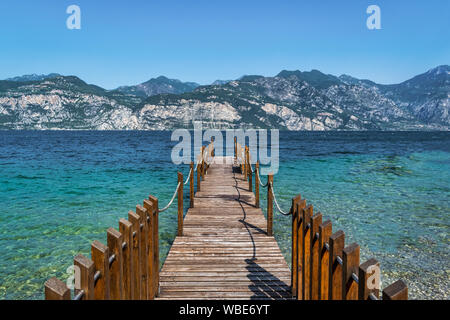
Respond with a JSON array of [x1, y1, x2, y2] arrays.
[[0, 131, 449, 299]]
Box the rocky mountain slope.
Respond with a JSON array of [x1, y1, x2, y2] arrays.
[[6, 73, 62, 82], [0, 66, 448, 130], [115, 76, 200, 98]]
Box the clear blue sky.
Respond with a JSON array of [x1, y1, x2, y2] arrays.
[[0, 0, 448, 89]]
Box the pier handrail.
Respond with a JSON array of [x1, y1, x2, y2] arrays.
[[44, 139, 407, 301], [269, 181, 291, 216], [159, 182, 181, 212], [44, 140, 214, 301], [238, 141, 409, 301]]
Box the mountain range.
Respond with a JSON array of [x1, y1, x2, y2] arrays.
[[0, 66, 448, 130]]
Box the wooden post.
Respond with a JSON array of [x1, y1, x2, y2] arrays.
[[329, 230, 345, 300], [291, 195, 301, 297], [128, 211, 141, 300], [190, 162, 194, 208], [382, 280, 408, 300], [201, 146, 206, 178], [74, 254, 95, 300], [149, 195, 159, 297], [244, 146, 249, 180], [342, 243, 360, 300], [234, 137, 237, 163], [107, 227, 124, 300], [119, 218, 133, 300], [143, 200, 155, 300], [255, 162, 260, 208], [177, 172, 183, 236], [302, 205, 313, 300], [359, 258, 380, 300], [91, 240, 110, 300], [135, 205, 148, 299], [45, 277, 70, 300], [248, 149, 252, 192], [197, 156, 201, 192], [296, 199, 306, 300], [310, 212, 323, 300], [240, 146, 244, 173], [318, 220, 332, 300], [267, 174, 274, 236]]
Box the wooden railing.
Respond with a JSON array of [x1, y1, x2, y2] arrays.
[[45, 139, 407, 301], [44, 141, 214, 300], [236, 141, 408, 300]]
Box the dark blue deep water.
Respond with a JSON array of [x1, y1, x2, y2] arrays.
[[0, 131, 449, 299]]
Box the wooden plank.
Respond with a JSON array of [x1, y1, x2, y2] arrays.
[[128, 211, 141, 300], [197, 156, 201, 192], [190, 162, 194, 208], [255, 162, 260, 208], [119, 218, 133, 300], [382, 280, 408, 300], [318, 220, 332, 300], [342, 243, 360, 300], [267, 174, 274, 236], [91, 240, 110, 300], [136, 205, 149, 300], [157, 159, 291, 300], [177, 172, 183, 236], [310, 212, 322, 300], [143, 199, 155, 299], [296, 199, 306, 300], [107, 227, 124, 300], [302, 205, 313, 300], [45, 277, 70, 300], [329, 230, 345, 300], [291, 195, 301, 298], [74, 254, 95, 300], [160, 280, 290, 287], [149, 195, 160, 297], [247, 148, 252, 192], [359, 258, 380, 300], [160, 286, 290, 293], [160, 271, 291, 277]]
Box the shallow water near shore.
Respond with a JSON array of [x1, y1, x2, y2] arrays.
[[0, 131, 449, 300]]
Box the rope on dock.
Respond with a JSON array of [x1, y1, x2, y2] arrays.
[[159, 182, 181, 212], [257, 167, 269, 187], [269, 181, 291, 216], [184, 168, 192, 185]]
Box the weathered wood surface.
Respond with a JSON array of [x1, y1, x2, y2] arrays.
[[157, 157, 292, 300]]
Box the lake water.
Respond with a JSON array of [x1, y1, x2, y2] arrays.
[[0, 131, 449, 300]]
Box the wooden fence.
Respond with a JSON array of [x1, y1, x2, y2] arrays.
[[45, 139, 407, 300], [44, 141, 214, 300], [235, 142, 408, 300]]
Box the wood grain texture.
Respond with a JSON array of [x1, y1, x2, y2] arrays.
[[382, 280, 408, 300], [342, 243, 360, 300], [128, 211, 141, 299], [107, 227, 124, 300], [291, 195, 301, 298], [119, 218, 133, 300], [157, 157, 291, 300], [310, 212, 322, 300], [91, 240, 110, 300], [74, 254, 95, 300], [44, 277, 70, 300], [318, 220, 332, 300], [329, 230, 345, 300]]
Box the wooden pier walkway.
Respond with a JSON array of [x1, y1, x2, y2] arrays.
[[44, 140, 408, 301], [157, 157, 291, 300]]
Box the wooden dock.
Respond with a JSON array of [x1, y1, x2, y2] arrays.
[[44, 140, 408, 301], [157, 157, 291, 300]]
